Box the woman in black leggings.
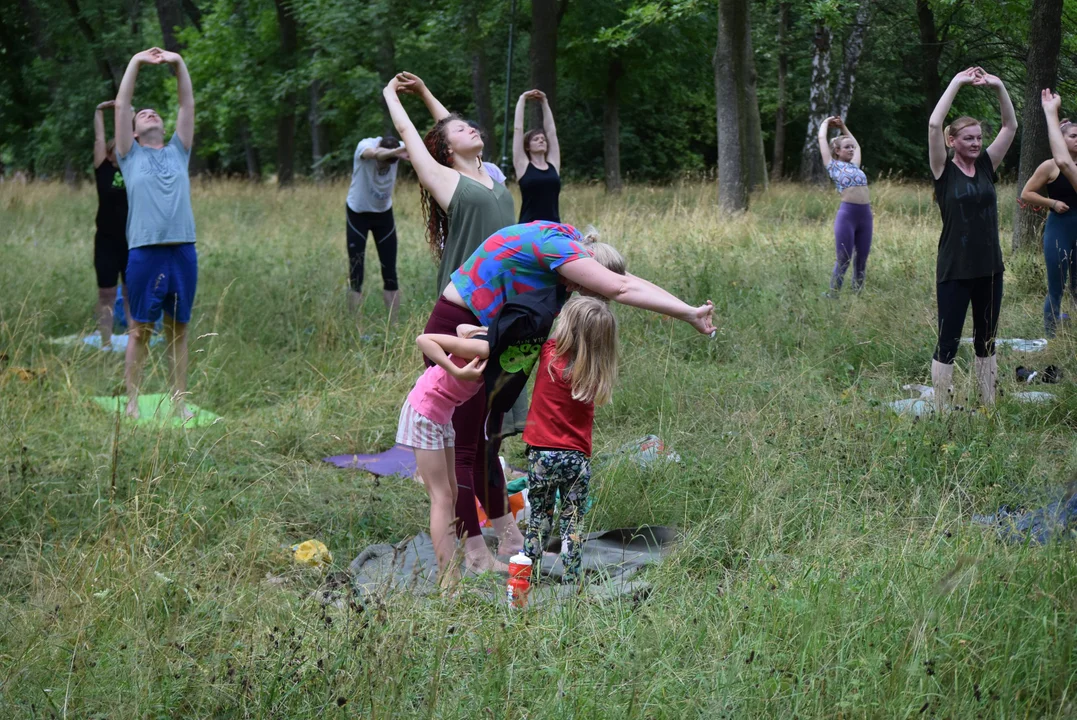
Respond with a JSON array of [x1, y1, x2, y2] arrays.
[[927, 67, 1017, 411]]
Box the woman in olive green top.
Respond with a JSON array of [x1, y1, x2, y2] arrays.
[[383, 71, 515, 291], [383, 71, 518, 573]]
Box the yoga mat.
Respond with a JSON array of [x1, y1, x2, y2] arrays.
[[50, 332, 163, 353], [961, 337, 1047, 353], [324, 445, 418, 478], [91, 393, 221, 427]]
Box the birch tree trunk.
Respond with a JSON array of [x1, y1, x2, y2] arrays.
[[799, 21, 831, 184], [830, 0, 872, 120], [1013, 0, 1064, 250]]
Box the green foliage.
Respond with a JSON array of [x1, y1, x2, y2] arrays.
[[3, 0, 1077, 180]]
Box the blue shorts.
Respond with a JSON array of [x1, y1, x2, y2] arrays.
[[126, 243, 198, 324]]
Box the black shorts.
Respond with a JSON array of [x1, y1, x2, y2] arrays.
[[94, 232, 128, 289]]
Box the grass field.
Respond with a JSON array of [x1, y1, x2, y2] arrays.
[[2, 178, 1076, 718]]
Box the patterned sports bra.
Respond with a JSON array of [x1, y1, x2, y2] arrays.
[[827, 160, 868, 194]]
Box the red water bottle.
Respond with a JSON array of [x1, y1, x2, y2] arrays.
[[506, 553, 532, 608]]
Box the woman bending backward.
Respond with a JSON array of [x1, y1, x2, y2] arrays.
[[1019, 107, 1077, 336], [927, 67, 1017, 412], [817, 116, 872, 293]]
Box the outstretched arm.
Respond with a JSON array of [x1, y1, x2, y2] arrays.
[[93, 101, 113, 168], [512, 92, 528, 180], [979, 70, 1016, 171], [416, 333, 490, 381], [557, 258, 717, 335], [928, 67, 978, 179], [1042, 90, 1077, 189], [383, 76, 459, 210], [116, 49, 162, 157], [537, 91, 560, 169], [817, 116, 834, 168]]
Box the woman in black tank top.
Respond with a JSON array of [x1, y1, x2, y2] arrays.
[[1028, 99, 1077, 335], [512, 90, 562, 223]]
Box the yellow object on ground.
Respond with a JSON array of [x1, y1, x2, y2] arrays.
[[292, 539, 332, 567]]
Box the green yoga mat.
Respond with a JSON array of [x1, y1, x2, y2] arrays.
[[91, 393, 220, 428]]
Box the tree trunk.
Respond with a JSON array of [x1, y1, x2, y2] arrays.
[[771, 1, 789, 181], [273, 0, 299, 187], [181, 0, 202, 30], [799, 20, 831, 184], [1013, 0, 1064, 250], [715, 0, 747, 212], [241, 124, 261, 181], [309, 79, 326, 182], [376, 25, 396, 137], [603, 58, 623, 194], [743, 8, 767, 192], [63, 0, 119, 90], [830, 0, 872, 120], [470, 48, 497, 151], [528, 0, 560, 130], [154, 0, 185, 53], [916, 0, 942, 120]]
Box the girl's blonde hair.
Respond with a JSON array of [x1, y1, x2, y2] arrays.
[[549, 296, 618, 406], [588, 241, 626, 275], [944, 116, 980, 148]]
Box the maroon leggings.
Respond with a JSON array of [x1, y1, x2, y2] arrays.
[[423, 297, 509, 538]]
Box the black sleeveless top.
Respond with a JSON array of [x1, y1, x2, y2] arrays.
[[94, 162, 128, 239], [1046, 173, 1077, 211], [518, 162, 561, 223]]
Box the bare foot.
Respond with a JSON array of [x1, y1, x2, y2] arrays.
[[125, 398, 140, 419], [496, 525, 526, 556], [464, 550, 508, 575]]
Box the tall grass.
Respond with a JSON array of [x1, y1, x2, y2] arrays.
[[1, 178, 1075, 717]]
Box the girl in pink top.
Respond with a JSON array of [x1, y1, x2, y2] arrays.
[[395, 324, 490, 585]]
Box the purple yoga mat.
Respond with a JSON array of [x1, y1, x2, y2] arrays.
[[324, 445, 417, 478]]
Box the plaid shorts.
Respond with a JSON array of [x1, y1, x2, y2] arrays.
[[395, 401, 455, 451]]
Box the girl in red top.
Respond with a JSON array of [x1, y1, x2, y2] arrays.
[[521, 296, 618, 584]]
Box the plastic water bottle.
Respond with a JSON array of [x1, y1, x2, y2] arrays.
[[506, 553, 532, 608]]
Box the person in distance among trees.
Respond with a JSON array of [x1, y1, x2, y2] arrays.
[[926, 67, 1017, 412], [114, 47, 198, 420], [345, 134, 409, 323], [92, 99, 130, 348], [817, 116, 872, 296], [1020, 101, 1077, 337]]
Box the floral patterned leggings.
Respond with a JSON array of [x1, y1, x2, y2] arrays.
[[523, 448, 592, 583]]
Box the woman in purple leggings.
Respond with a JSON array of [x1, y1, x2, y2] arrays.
[[817, 116, 872, 294]]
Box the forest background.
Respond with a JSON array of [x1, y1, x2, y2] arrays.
[[3, 1, 1077, 226]]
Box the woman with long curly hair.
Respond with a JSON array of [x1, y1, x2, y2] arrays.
[[383, 71, 516, 572]]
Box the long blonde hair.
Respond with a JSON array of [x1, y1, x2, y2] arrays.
[[549, 296, 618, 406]]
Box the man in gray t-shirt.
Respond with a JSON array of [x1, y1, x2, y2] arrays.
[[345, 136, 408, 323], [114, 47, 198, 421]]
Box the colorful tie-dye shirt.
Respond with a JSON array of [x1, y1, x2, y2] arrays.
[[450, 221, 590, 325]]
